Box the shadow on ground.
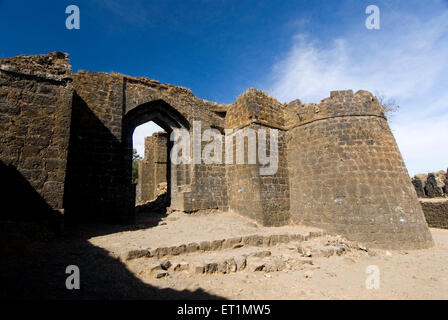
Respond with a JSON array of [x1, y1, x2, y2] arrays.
[[0, 222, 225, 300], [0, 161, 224, 300], [0, 90, 224, 300]]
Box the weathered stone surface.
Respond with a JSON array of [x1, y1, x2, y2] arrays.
[[234, 255, 247, 271], [210, 239, 223, 251], [226, 258, 237, 273], [420, 200, 448, 229], [445, 174, 448, 195], [154, 270, 168, 278], [125, 232, 326, 262], [250, 250, 272, 258], [222, 237, 242, 249], [199, 241, 211, 251], [136, 132, 168, 204], [0, 52, 434, 250], [264, 258, 286, 272], [412, 171, 447, 200], [0, 52, 72, 232], [425, 172, 445, 198], [246, 257, 266, 272], [226, 89, 290, 227], [286, 90, 433, 250], [204, 262, 218, 274], [126, 249, 148, 260], [186, 242, 200, 253], [155, 247, 169, 258], [279, 234, 290, 244], [161, 260, 172, 270], [412, 174, 428, 198], [192, 263, 205, 274], [170, 244, 186, 256], [173, 262, 189, 272]]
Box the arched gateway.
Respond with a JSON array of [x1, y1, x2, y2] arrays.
[[0, 52, 434, 249], [63, 71, 227, 224]]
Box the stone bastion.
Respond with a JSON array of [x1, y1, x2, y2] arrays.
[[0, 52, 433, 249]]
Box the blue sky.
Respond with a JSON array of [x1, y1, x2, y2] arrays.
[[1, 0, 447, 175]]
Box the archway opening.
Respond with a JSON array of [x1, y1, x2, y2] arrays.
[[132, 121, 169, 214], [122, 100, 190, 221]]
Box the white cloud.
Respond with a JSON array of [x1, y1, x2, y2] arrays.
[[392, 113, 448, 175], [93, 0, 151, 27], [268, 1, 448, 176], [132, 122, 165, 158]]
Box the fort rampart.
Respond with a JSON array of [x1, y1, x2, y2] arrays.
[[0, 52, 433, 249]]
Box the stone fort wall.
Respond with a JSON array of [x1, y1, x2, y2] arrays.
[[420, 200, 448, 229], [412, 171, 447, 198], [136, 132, 168, 204], [411, 171, 448, 230], [0, 52, 72, 228], [225, 89, 290, 226], [0, 52, 434, 249], [285, 90, 432, 249]]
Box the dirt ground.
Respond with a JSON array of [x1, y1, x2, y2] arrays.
[[124, 228, 448, 300], [1, 211, 447, 300], [89, 211, 321, 258], [91, 211, 448, 300]]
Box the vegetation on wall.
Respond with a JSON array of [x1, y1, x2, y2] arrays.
[[132, 149, 142, 184]]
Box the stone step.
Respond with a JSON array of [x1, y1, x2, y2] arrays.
[[141, 246, 305, 278], [131, 234, 367, 278], [124, 230, 326, 261]]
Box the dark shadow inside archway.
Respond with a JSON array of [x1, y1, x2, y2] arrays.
[[123, 100, 190, 222], [2, 95, 223, 299]]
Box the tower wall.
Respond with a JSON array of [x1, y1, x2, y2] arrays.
[[226, 89, 290, 226], [286, 90, 433, 249]]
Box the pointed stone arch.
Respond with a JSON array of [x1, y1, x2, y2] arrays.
[[122, 99, 192, 215]]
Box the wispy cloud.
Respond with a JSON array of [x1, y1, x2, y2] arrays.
[[93, 0, 152, 27], [268, 1, 448, 175]]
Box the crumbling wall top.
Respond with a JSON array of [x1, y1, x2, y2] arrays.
[[285, 90, 385, 129], [225, 88, 285, 130], [0, 52, 72, 82]]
